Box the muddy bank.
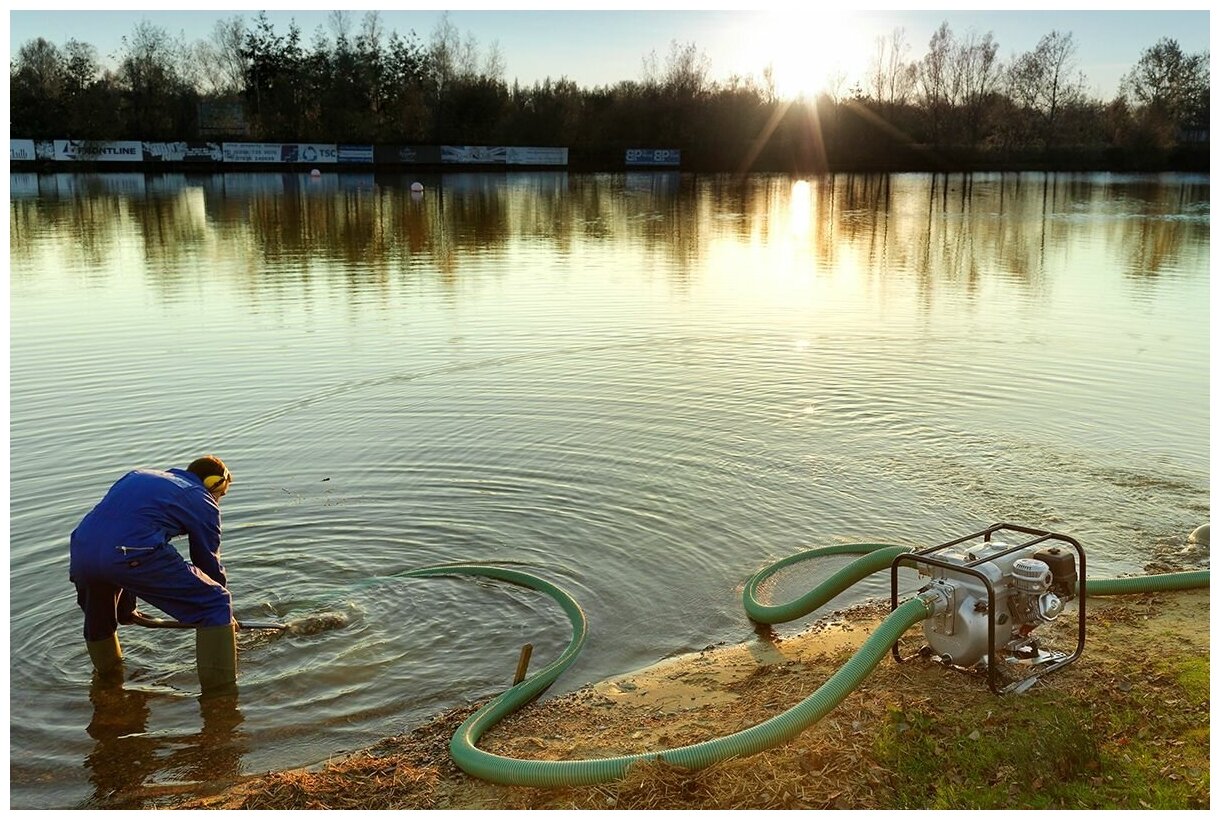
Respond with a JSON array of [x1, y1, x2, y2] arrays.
[[167, 587, 1209, 810]]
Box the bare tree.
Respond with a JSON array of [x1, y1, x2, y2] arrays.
[[119, 21, 197, 93], [869, 27, 915, 108], [482, 40, 505, 81], [194, 15, 247, 96], [917, 22, 957, 143], [429, 11, 495, 88], [953, 30, 1001, 143], [328, 10, 352, 47], [117, 20, 196, 135], [662, 40, 710, 97], [1006, 31, 1085, 147], [358, 11, 385, 54]]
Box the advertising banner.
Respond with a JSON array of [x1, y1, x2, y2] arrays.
[[51, 140, 144, 162], [280, 143, 338, 164], [625, 148, 681, 167], [337, 144, 374, 164], [442, 145, 508, 164], [373, 144, 443, 164], [223, 143, 285, 163], [506, 146, 568, 166], [10, 139, 36, 161], [143, 142, 223, 162]]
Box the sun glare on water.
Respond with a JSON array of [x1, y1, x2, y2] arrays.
[[745, 10, 862, 99]]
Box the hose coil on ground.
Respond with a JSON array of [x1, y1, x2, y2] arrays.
[[402, 545, 929, 787]]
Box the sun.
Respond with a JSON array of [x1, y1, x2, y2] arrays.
[[747, 10, 861, 99]]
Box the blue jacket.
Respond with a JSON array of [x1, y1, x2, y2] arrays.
[[70, 468, 226, 587]]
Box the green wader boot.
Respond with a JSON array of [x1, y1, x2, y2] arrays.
[[85, 633, 123, 681], [196, 622, 238, 698]]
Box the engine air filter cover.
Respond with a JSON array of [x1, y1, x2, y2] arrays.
[[1012, 558, 1053, 593]]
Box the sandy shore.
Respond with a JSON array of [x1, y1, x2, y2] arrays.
[[170, 585, 1210, 810]]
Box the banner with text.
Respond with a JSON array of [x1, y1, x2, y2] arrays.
[[222, 143, 338, 164], [625, 148, 681, 167], [337, 144, 375, 164], [223, 143, 285, 163], [49, 140, 144, 162], [506, 146, 568, 166], [373, 145, 443, 164], [143, 142, 223, 162], [280, 143, 339, 164], [442, 145, 508, 164], [10, 139, 36, 161]]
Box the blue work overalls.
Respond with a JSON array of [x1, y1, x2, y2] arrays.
[[70, 468, 232, 641]]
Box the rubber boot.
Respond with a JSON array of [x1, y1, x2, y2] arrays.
[[85, 633, 123, 682], [195, 622, 238, 698]]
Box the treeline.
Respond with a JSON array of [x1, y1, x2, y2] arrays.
[[9, 12, 1210, 172]]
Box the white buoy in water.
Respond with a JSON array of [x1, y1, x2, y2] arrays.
[[310, 168, 321, 178], [410, 181, 424, 193]]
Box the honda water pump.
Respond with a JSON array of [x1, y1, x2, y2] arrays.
[[891, 523, 1085, 693]]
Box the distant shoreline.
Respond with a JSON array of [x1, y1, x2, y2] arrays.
[[9, 158, 1210, 174]]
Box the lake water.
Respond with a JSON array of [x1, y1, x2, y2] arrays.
[[8, 170, 1210, 808]]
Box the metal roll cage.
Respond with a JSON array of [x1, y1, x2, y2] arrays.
[[890, 522, 1086, 694]]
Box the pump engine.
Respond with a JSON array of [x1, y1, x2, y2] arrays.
[[891, 524, 1085, 693]]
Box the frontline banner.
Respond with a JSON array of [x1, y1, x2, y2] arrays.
[[10, 139, 36, 161], [143, 142, 223, 162], [441, 145, 508, 164], [506, 146, 568, 166], [625, 148, 681, 166], [51, 140, 144, 162]]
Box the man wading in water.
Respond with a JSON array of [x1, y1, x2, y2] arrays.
[[69, 455, 237, 696]]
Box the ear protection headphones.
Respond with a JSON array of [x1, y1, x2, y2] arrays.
[[204, 471, 232, 491]]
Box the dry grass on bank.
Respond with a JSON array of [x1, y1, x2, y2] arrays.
[[170, 590, 1210, 811]]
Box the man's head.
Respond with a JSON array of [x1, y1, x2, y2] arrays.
[[188, 455, 233, 499]]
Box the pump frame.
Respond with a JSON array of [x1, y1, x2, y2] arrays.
[[889, 523, 1087, 694]]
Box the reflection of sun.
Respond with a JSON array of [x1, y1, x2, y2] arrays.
[[746, 9, 859, 99], [788, 179, 812, 237]]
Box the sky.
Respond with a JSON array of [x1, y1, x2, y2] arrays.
[[5, 5, 1214, 101]]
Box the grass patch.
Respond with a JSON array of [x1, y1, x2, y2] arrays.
[[875, 695, 1100, 809], [874, 653, 1210, 809]]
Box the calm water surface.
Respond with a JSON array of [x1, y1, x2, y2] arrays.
[[9, 170, 1210, 808]]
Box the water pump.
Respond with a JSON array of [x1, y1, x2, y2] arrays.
[[890, 523, 1086, 693]]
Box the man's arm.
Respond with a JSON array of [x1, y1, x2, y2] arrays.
[[184, 495, 227, 587]]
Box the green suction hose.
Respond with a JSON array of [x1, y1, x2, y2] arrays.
[[742, 543, 911, 624], [1082, 570, 1210, 596], [402, 556, 936, 787], [405, 543, 1209, 788]]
